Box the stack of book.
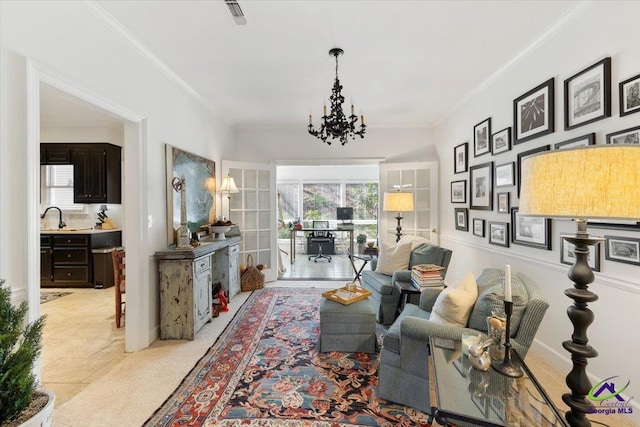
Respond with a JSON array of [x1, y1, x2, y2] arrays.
[[411, 264, 445, 289]]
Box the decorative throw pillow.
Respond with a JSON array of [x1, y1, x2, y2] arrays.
[[399, 235, 431, 250], [374, 241, 412, 276], [429, 272, 478, 326]]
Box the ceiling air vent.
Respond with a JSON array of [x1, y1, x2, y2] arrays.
[[224, 0, 247, 25]]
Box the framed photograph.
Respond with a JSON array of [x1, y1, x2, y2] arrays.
[[455, 208, 469, 231], [454, 142, 468, 174], [513, 78, 554, 144], [511, 207, 551, 250], [606, 125, 640, 145], [605, 235, 640, 265], [517, 145, 550, 197], [474, 118, 491, 157], [491, 127, 511, 154], [496, 192, 510, 214], [554, 133, 595, 150], [469, 162, 493, 211], [488, 221, 509, 247], [495, 162, 515, 188], [473, 218, 485, 237], [451, 180, 467, 203], [619, 73, 640, 117], [561, 238, 601, 272], [564, 57, 611, 130]]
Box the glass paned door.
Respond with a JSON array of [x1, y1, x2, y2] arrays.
[[379, 162, 439, 245], [223, 161, 277, 283]]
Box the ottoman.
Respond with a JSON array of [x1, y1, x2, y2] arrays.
[[318, 297, 377, 353]]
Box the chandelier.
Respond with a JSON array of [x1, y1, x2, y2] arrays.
[[308, 48, 366, 146]]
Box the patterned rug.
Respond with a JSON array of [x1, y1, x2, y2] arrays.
[[40, 291, 72, 304], [144, 287, 430, 426]]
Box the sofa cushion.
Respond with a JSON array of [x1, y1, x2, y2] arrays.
[[375, 240, 412, 275], [467, 268, 530, 336], [429, 272, 478, 326], [382, 303, 429, 354], [361, 270, 394, 295], [409, 244, 449, 269]]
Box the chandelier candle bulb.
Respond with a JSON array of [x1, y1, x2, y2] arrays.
[[309, 114, 312, 125], [504, 265, 512, 302], [361, 115, 365, 125]]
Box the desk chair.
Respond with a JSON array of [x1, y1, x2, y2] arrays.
[[308, 220, 332, 262]]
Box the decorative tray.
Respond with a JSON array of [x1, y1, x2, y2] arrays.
[[322, 285, 372, 305]]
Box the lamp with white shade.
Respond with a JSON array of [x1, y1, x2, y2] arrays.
[[383, 191, 414, 242], [219, 174, 239, 222], [519, 145, 640, 427]]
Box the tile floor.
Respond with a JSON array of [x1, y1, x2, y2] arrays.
[[278, 242, 372, 281]]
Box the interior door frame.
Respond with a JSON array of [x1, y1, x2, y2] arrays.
[[26, 60, 150, 355]]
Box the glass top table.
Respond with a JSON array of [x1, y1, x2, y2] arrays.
[[428, 337, 568, 427]]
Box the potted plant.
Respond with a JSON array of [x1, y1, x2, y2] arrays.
[[356, 234, 367, 254], [0, 279, 54, 427]]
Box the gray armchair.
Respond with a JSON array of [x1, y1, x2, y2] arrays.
[[377, 268, 549, 414], [361, 241, 452, 324]]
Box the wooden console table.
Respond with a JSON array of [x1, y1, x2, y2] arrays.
[[155, 237, 241, 340]]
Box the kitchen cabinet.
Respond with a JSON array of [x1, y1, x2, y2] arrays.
[[155, 237, 242, 340], [40, 230, 122, 288], [40, 144, 71, 165], [71, 144, 121, 204]]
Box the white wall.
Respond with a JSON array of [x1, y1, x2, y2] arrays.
[[277, 164, 378, 181], [0, 1, 234, 347], [235, 127, 434, 164], [434, 2, 640, 421]]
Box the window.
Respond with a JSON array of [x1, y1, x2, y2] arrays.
[[302, 183, 339, 221], [40, 165, 85, 212]]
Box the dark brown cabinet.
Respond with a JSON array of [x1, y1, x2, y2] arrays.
[[40, 230, 122, 288], [71, 144, 121, 204], [40, 144, 71, 164]]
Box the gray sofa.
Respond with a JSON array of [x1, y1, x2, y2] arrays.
[[377, 267, 549, 414], [361, 242, 452, 324]]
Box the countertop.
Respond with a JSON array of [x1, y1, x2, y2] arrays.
[[40, 228, 122, 234], [155, 236, 242, 260]]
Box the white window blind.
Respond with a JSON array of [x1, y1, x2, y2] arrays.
[[41, 165, 85, 212]]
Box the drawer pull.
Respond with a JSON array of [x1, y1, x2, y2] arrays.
[[68, 254, 72, 258], [67, 273, 72, 277], [67, 239, 71, 243]]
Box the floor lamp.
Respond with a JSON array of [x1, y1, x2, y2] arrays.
[[219, 174, 239, 222], [383, 191, 414, 242], [519, 146, 640, 427]]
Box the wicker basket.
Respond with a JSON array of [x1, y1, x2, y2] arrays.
[[241, 254, 265, 291]]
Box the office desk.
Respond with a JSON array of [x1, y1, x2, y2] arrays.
[[290, 228, 354, 263]]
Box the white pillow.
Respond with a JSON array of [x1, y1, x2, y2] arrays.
[[398, 235, 431, 250], [429, 272, 478, 326], [375, 241, 412, 275]]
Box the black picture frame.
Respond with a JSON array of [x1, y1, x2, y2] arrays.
[[454, 142, 469, 174], [619, 73, 640, 117], [517, 145, 550, 197], [451, 180, 467, 203], [605, 235, 640, 266], [473, 218, 485, 237], [554, 133, 596, 150], [606, 125, 640, 145], [564, 57, 611, 130], [511, 207, 551, 250], [474, 118, 491, 157], [495, 162, 515, 188], [488, 221, 509, 247], [561, 238, 601, 272], [513, 78, 554, 144], [455, 208, 469, 231], [496, 192, 510, 214], [491, 127, 511, 155], [469, 161, 493, 211]]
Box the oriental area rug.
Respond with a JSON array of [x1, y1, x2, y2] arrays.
[[144, 287, 431, 426]]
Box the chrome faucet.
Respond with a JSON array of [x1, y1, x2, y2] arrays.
[[41, 206, 66, 229]]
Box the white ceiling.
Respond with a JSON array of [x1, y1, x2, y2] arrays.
[[40, 0, 584, 129]]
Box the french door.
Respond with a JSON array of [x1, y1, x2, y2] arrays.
[[222, 160, 277, 283], [378, 162, 439, 245]]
